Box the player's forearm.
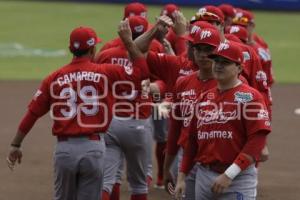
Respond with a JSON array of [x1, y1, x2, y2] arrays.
[[224, 132, 267, 180], [122, 39, 144, 60], [134, 26, 159, 53], [10, 130, 26, 147], [163, 154, 176, 174]]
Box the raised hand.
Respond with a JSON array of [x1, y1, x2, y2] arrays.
[[173, 11, 187, 36], [118, 18, 133, 45]]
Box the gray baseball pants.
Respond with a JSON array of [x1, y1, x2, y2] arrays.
[[195, 163, 257, 200], [103, 117, 152, 195], [53, 135, 105, 200]]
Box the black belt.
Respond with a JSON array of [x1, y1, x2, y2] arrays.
[[57, 134, 101, 142], [201, 163, 230, 174]]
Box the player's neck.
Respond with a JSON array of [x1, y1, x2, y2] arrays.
[[198, 69, 214, 80], [217, 78, 242, 92]]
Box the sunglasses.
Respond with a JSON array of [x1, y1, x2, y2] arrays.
[[192, 12, 221, 24], [232, 17, 250, 26]]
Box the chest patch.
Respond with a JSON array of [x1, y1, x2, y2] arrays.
[[234, 92, 253, 103]]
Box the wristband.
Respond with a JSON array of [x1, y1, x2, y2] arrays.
[[11, 143, 21, 148], [224, 163, 241, 180], [234, 153, 252, 170]]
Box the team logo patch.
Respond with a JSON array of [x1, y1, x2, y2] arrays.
[[134, 25, 144, 33], [234, 92, 253, 103], [217, 42, 230, 52], [140, 12, 147, 18], [242, 51, 250, 61], [124, 65, 133, 75], [86, 38, 95, 46], [73, 42, 80, 49], [257, 109, 269, 120], [265, 121, 271, 126], [190, 25, 201, 34], [200, 30, 212, 39], [258, 47, 271, 62], [198, 8, 207, 15], [256, 70, 267, 81], [230, 26, 240, 34]]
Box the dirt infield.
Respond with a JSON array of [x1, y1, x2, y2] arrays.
[[0, 81, 299, 200]]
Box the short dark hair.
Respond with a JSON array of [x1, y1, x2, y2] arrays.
[[70, 48, 91, 57]]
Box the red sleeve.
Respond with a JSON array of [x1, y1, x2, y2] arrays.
[[147, 51, 181, 83], [166, 29, 187, 56], [166, 80, 183, 155], [180, 117, 198, 174], [241, 131, 267, 161], [18, 110, 39, 135], [243, 94, 271, 136], [149, 40, 165, 53], [28, 77, 51, 117]]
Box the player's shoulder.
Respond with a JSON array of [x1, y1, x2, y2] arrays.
[[233, 83, 264, 102], [176, 71, 198, 84]]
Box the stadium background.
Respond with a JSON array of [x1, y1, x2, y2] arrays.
[[0, 0, 300, 199]]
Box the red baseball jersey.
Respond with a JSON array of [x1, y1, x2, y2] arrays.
[[249, 42, 274, 87], [95, 46, 152, 119], [233, 41, 271, 110], [167, 71, 217, 155], [181, 83, 271, 173], [99, 37, 164, 53], [147, 51, 198, 93], [166, 28, 187, 56], [28, 57, 148, 136]]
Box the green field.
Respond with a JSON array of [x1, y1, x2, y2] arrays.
[[0, 1, 299, 82]]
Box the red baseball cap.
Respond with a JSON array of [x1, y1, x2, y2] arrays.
[[124, 2, 147, 19], [233, 8, 254, 26], [183, 21, 218, 42], [219, 4, 235, 18], [161, 4, 180, 19], [210, 41, 243, 64], [224, 34, 242, 43], [185, 28, 221, 47], [224, 25, 248, 42], [69, 26, 101, 52], [128, 15, 148, 35], [192, 5, 225, 24]]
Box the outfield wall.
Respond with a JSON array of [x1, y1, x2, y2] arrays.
[[87, 0, 300, 11]]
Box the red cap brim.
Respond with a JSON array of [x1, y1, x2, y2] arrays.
[[96, 37, 102, 44]]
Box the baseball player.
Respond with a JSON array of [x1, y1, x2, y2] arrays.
[[175, 41, 271, 200], [164, 26, 221, 199], [190, 5, 226, 39], [233, 9, 274, 88], [192, 6, 271, 122], [160, 4, 187, 56], [218, 4, 236, 28], [100, 2, 164, 54], [95, 15, 164, 200], [6, 21, 148, 200]]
